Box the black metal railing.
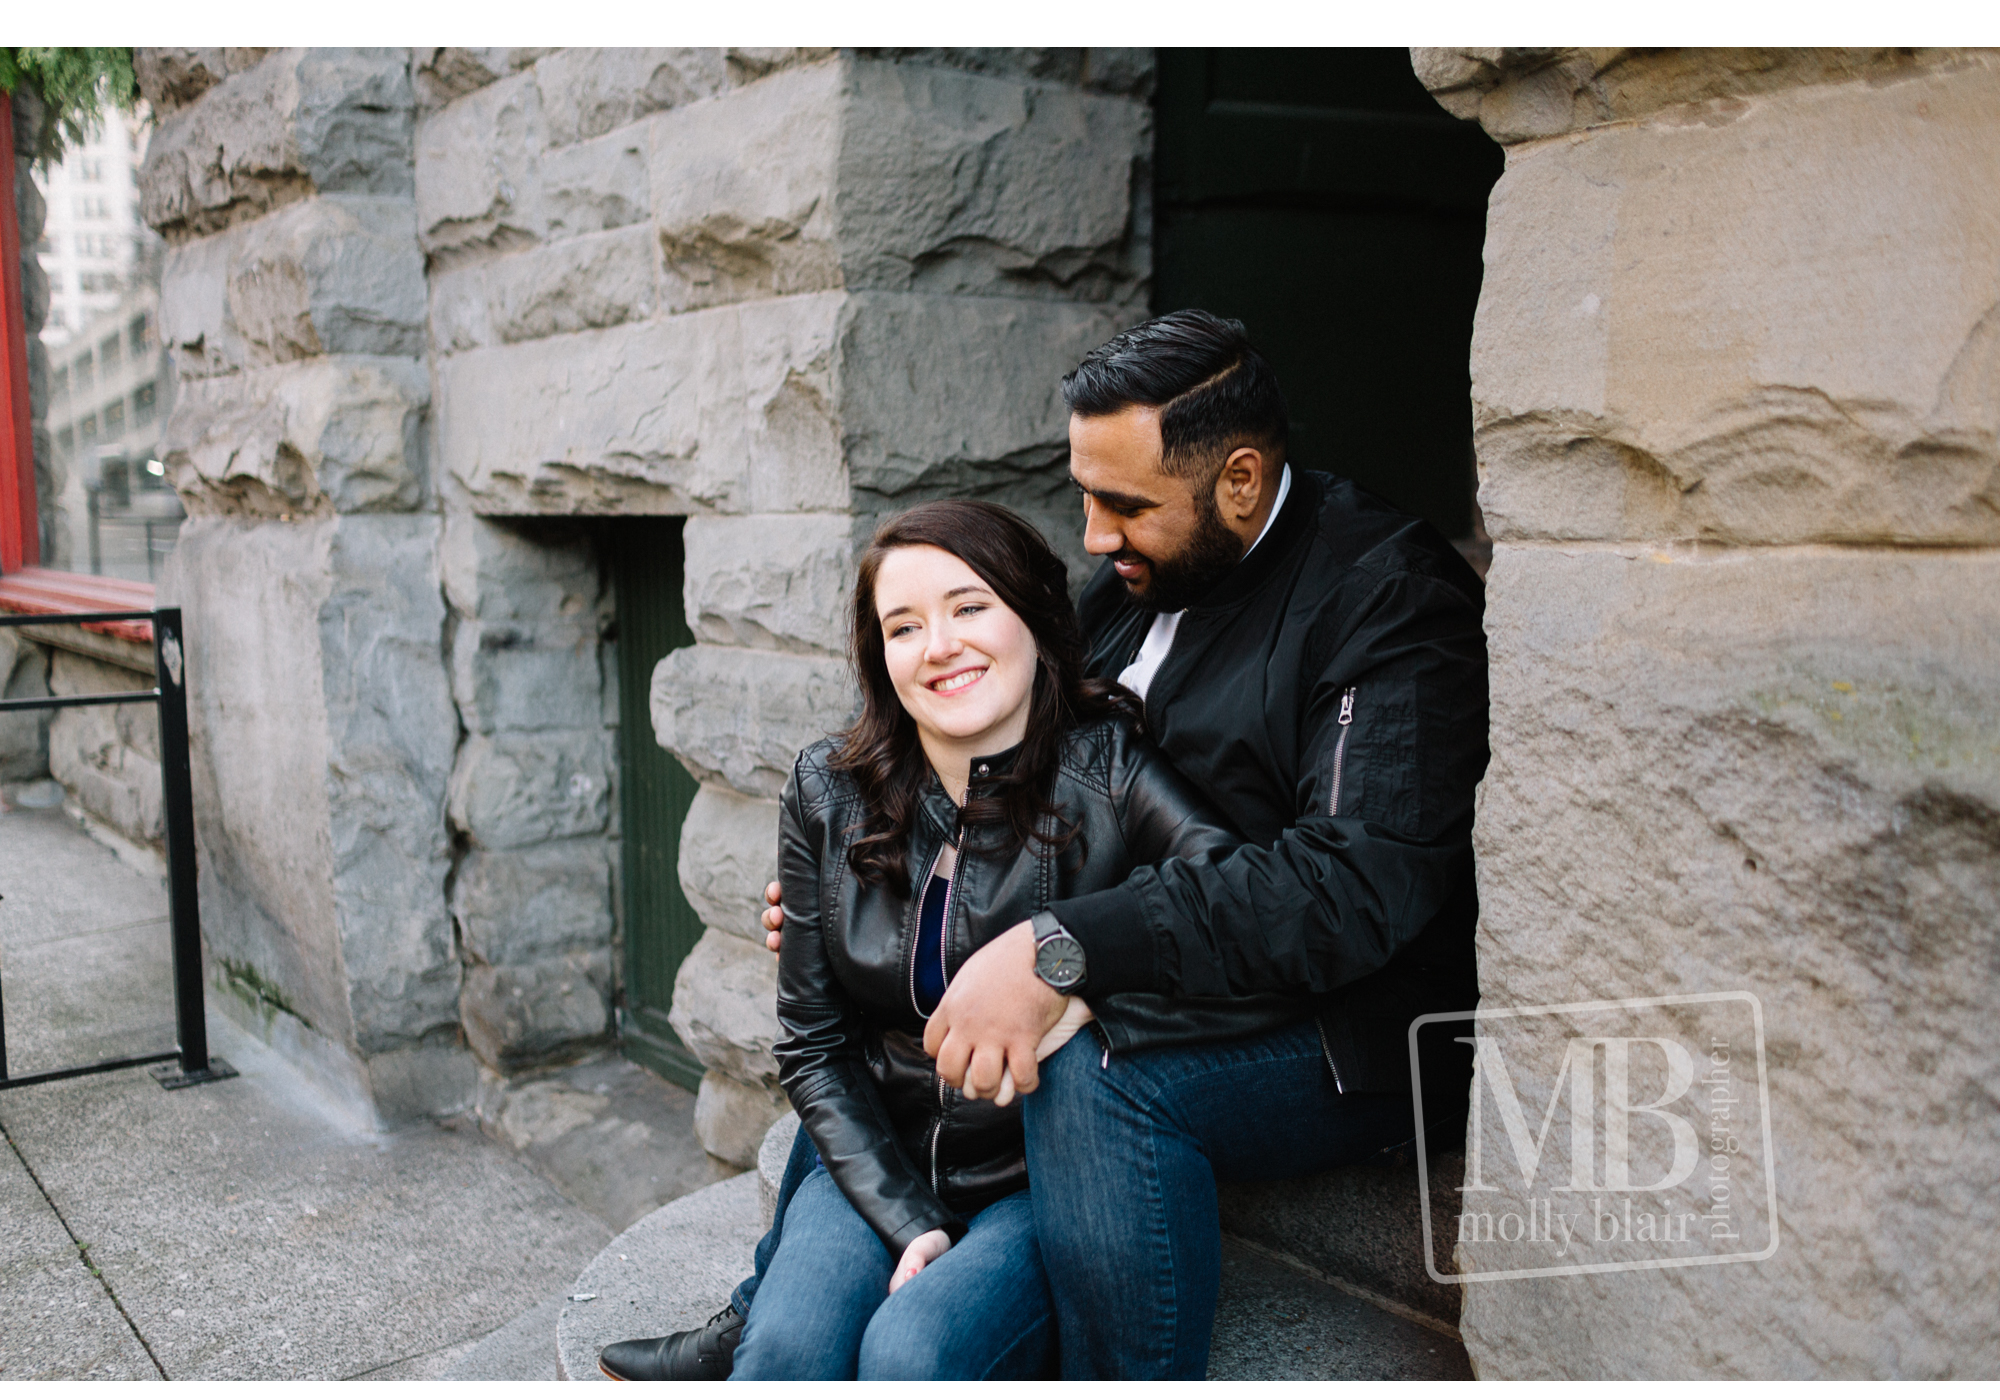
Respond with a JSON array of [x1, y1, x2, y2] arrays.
[[0, 606, 234, 1092]]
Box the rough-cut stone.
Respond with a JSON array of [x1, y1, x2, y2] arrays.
[[668, 929, 782, 1085], [448, 618, 603, 736], [160, 195, 426, 376], [141, 48, 415, 241], [413, 69, 545, 256], [169, 514, 460, 1083], [447, 729, 613, 851], [836, 59, 1149, 304], [1469, 59, 2000, 548], [164, 355, 429, 516], [839, 291, 1131, 511], [693, 1071, 790, 1169], [428, 224, 658, 350], [856, 48, 1156, 99], [1413, 47, 1964, 146], [453, 839, 614, 967], [677, 784, 782, 942], [644, 62, 843, 312], [683, 513, 851, 654], [461, 950, 613, 1071], [134, 47, 272, 114], [651, 645, 856, 801], [0, 629, 51, 782], [1461, 542, 2000, 1378], [47, 652, 162, 847], [439, 513, 603, 623], [414, 47, 552, 108], [638, 57, 1148, 313], [535, 47, 729, 145], [434, 295, 846, 516]]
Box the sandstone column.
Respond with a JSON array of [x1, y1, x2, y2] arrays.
[[138, 49, 470, 1122], [1416, 47, 2000, 1377]]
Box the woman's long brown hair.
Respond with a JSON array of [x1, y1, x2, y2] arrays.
[[833, 500, 1137, 891]]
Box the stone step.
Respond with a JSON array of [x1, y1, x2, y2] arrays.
[[558, 1114, 1470, 1380]]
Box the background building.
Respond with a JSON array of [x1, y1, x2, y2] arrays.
[[33, 105, 181, 580]]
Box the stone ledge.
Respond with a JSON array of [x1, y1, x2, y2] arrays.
[[555, 1169, 761, 1381], [552, 1113, 1469, 1380]]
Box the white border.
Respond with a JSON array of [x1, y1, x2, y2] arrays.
[[1409, 990, 1781, 1284]]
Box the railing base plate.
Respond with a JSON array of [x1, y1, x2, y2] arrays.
[[150, 1058, 238, 1091]]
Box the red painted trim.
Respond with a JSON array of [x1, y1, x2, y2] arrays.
[[0, 97, 38, 573], [0, 566, 154, 643]]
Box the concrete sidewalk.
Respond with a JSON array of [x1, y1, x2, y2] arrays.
[[0, 798, 636, 1380]]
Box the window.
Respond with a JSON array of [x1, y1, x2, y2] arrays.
[[79, 157, 104, 183], [134, 381, 157, 426], [79, 413, 97, 446], [129, 314, 153, 357], [104, 400, 126, 437], [58, 427, 74, 455], [73, 195, 108, 220], [79, 271, 121, 294], [52, 366, 68, 400], [74, 358, 94, 393], [99, 334, 122, 370]]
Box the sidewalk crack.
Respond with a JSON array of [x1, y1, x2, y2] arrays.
[[1, 1114, 170, 1379]]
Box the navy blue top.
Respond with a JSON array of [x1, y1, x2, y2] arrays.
[[914, 870, 950, 1017]]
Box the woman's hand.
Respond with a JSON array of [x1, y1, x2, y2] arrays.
[[888, 1229, 952, 1294]]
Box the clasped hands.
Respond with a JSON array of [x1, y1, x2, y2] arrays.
[[761, 883, 1086, 1106]]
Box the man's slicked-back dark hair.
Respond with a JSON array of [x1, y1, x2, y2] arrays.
[[1061, 310, 1289, 482]]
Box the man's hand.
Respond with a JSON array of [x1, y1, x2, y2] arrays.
[[924, 920, 1066, 1101], [762, 881, 784, 954], [888, 1229, 951, 1294]]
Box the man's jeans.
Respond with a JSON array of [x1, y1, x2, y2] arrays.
[[730, 1166, 1056, 1380], [1022, 1018, 1416, 1379]]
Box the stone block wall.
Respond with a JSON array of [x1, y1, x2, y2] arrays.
[[1415, 48, 2000, 1378], [415, 46, 1152, 1159], [136, 48, 1151, 1147], [141, 49, 472, 1122]]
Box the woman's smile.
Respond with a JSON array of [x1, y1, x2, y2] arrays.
[[928, 665, 988, 695]]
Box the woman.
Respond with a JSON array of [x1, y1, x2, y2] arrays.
[[729, 501, 1235, 1381]]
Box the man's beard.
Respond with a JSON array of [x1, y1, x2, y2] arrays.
[[1114, 494, 1244, 614]]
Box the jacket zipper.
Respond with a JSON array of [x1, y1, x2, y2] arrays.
[[1327, 687, 1356, 817], [921, 807, 965, 1193], [930, 1078, 945, 1193], [1317, 1017, 1347, 1094]]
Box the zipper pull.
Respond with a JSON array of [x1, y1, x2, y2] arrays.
[[1338, 688, 1355, 726]]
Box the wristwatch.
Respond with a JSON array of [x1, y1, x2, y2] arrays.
[[1030, 910, 1087, 992]]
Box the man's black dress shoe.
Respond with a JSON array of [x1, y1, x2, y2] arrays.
[[599, 1303, 747, 1380]]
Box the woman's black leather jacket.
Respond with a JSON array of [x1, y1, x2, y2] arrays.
[[774, 716, 1294, 1256]]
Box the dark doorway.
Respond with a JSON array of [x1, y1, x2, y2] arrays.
[[604, 519, 706, 1091], [1152, 49, 1503, 543]]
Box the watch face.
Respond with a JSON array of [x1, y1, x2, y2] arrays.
[[1036, 934, 1085, 991]]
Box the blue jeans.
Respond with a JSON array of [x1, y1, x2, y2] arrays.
[[1022, 1018, 1417, 1379], [728, 1125, 817, 1318], [730, 1166, 1056, 1380]]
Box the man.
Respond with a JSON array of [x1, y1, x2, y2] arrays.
[[601, 310, 1487, 1380]]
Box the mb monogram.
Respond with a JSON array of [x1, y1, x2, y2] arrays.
[[1412, 993, 1779, 1284]]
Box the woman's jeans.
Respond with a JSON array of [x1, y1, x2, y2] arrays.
[[730, 1166, 1056, 1380], [1022, 1018, 1418, 1379]]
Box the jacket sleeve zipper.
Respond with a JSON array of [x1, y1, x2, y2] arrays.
[[1327, 687, 1356, 817]]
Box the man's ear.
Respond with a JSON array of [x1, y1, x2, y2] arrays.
[[1214, 445, 1269, 526]]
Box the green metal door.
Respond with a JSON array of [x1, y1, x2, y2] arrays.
[[607, 519, 706, 1090]]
